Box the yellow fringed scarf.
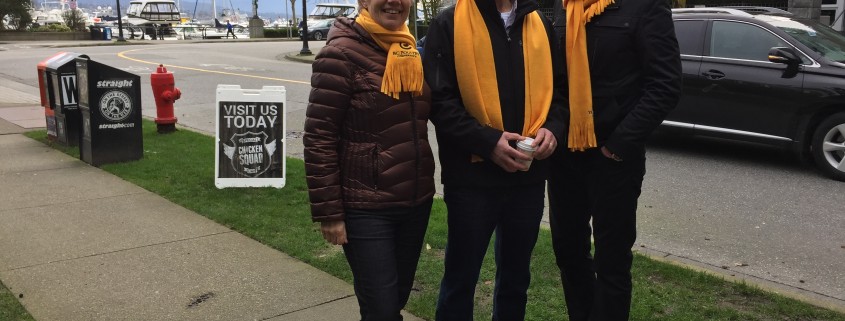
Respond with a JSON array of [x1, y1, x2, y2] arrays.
[[356, 9, 423, 99], [454, 0, 553, 142], [564, 0, 613, 151]]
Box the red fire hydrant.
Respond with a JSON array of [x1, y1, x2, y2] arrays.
[[150, 64, 181, 133]]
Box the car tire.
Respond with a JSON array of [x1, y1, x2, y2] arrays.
[[313, 31, 323, 41], [811, 112, 845, 181]]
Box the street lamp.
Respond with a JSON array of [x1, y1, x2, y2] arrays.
[[115, 0, 126, 41], [299, 0, 312, 55]]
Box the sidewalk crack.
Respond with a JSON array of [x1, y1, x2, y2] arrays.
[[257, 294, 356, 320], [2, 231, 236, 272]]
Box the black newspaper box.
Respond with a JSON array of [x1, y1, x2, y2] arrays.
[[75, 56, 143, 166], [45, 52, 84, 146]]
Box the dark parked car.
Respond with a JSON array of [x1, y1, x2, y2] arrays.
[[668, 7, 845, 181], [417, 35, 426, 57], [300, 19, 332, 41]]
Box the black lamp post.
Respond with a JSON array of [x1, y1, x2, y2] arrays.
[[115, 0, 126, 41], [299, 0, 312, 55]]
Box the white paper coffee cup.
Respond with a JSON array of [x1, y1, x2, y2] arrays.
[[515, 137, 536, 171]]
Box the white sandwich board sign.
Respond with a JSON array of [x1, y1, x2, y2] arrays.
[[214, 85, 286, 188]]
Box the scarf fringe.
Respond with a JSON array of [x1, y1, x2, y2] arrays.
[[567, 116, 597, 151], [357, 9, 424, 100], [584, 0, 614, 21], [382, 49, 424, 99]]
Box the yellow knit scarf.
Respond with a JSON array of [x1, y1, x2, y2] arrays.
[[454, 0, 552, 140], [356, 9, 423, 99], [564, 0, 612, 151]]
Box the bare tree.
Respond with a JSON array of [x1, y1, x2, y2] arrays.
[[0, 0, 32, 30], [290, 0, 297, 23], [420, 0, 445, 23], [61, 9, 88, 31]]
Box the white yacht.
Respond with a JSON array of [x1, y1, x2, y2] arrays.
[[124, 0, 181, 26], [307, 1, 357, 26], [30, 0, 67, 26]]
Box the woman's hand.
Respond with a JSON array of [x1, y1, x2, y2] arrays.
[[320, 220, 348, 245]]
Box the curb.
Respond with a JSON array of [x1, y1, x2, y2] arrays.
[[635, 245, 845, 314], [282, 51, 316, 64]]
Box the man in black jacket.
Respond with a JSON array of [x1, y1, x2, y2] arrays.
[[423, 0, 567, 319], [548, 0, 682, 320]]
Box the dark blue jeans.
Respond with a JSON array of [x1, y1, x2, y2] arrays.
[[343, 199, 433, 321], [436, 183, 545, 321], [548, 148, 645, 321]]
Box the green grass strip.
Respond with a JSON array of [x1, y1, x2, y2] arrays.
[[20, 121, 845, 321], [0, 279, 35, 321]]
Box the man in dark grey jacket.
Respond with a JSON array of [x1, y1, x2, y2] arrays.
[[549, 0, 682, 320], [423, 0, 567, 318]]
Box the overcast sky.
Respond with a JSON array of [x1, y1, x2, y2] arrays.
[[179, 0, 317, 17], [65, 0, 328, 19]]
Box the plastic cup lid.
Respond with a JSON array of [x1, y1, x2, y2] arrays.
[[516, 138, 536, 151]]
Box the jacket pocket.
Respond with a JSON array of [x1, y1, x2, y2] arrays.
[[341, 142, 379, 192], [587, 15, 638, 76], [592, 96, 623, 142], [588, 15, 635, 34]]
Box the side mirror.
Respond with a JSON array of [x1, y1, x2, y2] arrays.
[[768, 47, 800, 64], [768, 47, 801, 78]]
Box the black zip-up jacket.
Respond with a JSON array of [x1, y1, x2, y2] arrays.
[[423, 0, 568, 187], [552, 0, 682, 160]]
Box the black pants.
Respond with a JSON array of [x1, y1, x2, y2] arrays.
[[548, 148, 645, 321], [343, 200, 433, 321], [226, 29, 237, 38], [436, 183, 545, 321]]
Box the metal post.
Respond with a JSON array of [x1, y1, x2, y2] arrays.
[[409, 1, 416, 38], [116, 0, 126, 41], [412, 0, 418, 38], [284, 0, 289, 38], [299, 0, 312, 55]]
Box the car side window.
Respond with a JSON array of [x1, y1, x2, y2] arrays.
[[710, 21, 789, 61], [675, 20, 707, 55]]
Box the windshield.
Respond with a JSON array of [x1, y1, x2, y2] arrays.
[[310, 5, 356, 19], [126, 3, 142, 15], [767, 16, 845, 62]]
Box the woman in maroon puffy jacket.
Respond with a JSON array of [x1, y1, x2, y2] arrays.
[[303, 0, 434, 318]]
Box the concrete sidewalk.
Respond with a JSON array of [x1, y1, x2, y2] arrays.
[[0, 86, 423, 320]]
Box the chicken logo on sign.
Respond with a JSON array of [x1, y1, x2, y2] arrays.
[[222, 131, 277, 177]]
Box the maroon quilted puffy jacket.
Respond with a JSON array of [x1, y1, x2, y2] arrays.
[[304, 17, 435, 222]]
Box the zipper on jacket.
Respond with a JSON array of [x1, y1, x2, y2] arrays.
[[590, 36, 599, 72], [409, 93, 420, 202], [372, 145, 379, 191], [435, 50, 442, 89], [501, 14, 512, 42]]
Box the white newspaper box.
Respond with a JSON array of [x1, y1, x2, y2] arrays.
[[215, 85, 286, 188]]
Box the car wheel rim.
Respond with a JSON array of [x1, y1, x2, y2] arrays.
[[822, 123, 845, 172]]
